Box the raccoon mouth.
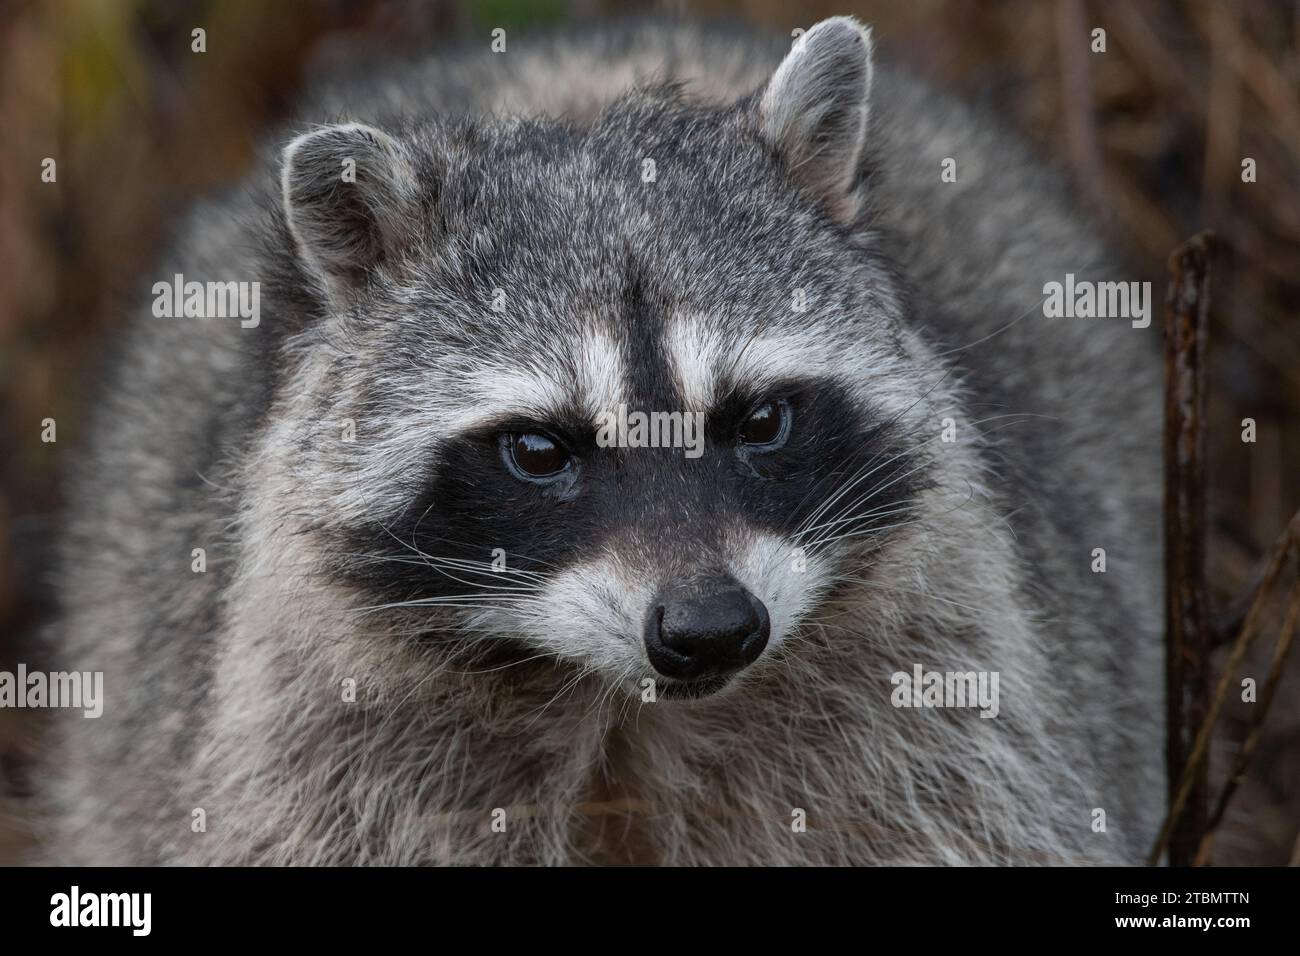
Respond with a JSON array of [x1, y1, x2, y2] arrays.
[[655, 674, 733, 700]]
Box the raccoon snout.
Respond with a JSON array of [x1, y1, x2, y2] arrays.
[[643, 582, 771, 682]]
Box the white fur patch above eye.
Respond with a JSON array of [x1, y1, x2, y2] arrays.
[[745, 331, 936, 427], [441, 327, 628, 426], [666, 312, 730, 410], [668, 314, 844, 395], [441, 364, 573, 431], [440, 327, 626, 431], [727, 332, 841, 392], [665, 314, 831, 409], [575, 326, 626, 419]]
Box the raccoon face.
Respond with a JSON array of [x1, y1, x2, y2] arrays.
[[279, 19, 939, 699]]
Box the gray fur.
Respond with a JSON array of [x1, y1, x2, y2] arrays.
[[41, 17, 1162, 865]]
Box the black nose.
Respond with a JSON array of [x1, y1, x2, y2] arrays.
[[644, 582, 770, 682]]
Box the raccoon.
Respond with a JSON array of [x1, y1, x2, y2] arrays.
[[43, 16, 1163, 865]]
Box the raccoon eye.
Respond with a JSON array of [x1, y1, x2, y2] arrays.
[[501, 432, 572, 481], [738, 399, 791, 449]]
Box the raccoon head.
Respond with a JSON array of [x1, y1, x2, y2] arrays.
[[275, 18, 945, 701]]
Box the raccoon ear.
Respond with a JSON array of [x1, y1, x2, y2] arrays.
[[758, 17, 874, 224], [280, 122, 419, 301]]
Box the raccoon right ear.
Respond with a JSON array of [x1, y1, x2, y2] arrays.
[[280, 122, 419, 302], [758, 17, 874, 224]]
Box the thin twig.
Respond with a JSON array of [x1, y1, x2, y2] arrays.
[[1188, 0, 1300, 161], [1149, 513, 1298, 865], [1195, 572, 1300, 865], [1056, 0, 1105, 209]]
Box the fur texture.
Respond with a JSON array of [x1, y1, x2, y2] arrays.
[[42, 17, 1163, 865]]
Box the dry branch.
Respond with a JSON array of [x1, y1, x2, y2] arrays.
[[1195, 570, 1300, 865], [1150, 508, 1299, 865], [1159, 231, 1214, 866]]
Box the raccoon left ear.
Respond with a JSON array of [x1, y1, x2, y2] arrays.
[[280, 122, 420, 302], [758, 17, 874, 224]]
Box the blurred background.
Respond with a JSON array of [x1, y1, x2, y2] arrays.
[[1, 0, 1297, 864]]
